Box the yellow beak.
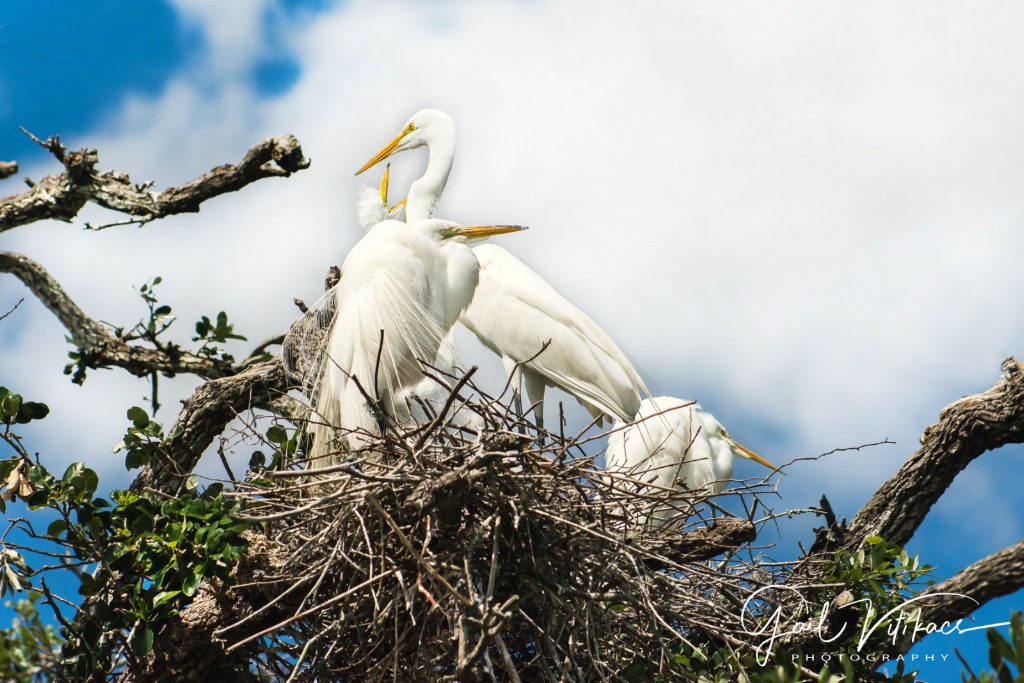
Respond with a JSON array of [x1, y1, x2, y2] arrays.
[[389, 197, 408, 213], [356, 129, 407, 176], [731, 439, 778, 471], [379, 164, 391, 204], [449, 225, 528, 240]]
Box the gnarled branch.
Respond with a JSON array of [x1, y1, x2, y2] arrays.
[[129, 360, 290, 496], [0, 160, 17, 179], [829, 357, 1024, 554], [1, 134, 309, 233], [893, 539, 1024, 656], [1, 251, 233, 380]]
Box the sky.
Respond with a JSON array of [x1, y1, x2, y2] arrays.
[[2, 1, 1023, 679]]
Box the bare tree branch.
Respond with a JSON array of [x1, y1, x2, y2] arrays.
[[809, 357, 1024, 556], [0, 251, 233, 380], [889, 539, 1024, 656], [0, 134, 309, 233], [129, 360, 290, 496], [0, 160, 17, 179]]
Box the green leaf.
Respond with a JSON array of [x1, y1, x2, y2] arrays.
[[1, 392, 22, 420], [46, 519, 67, 537], [181, 569, 200, 597], [127, 406, 150, 429], [249, 451, 267, 469], [125, 450, 149, 471], [15, 401, 49, 424], [130, 626, 154, 657], [152, 590, 181, 610], [266, 426, 288, 444], [185, 498, 209, 518]]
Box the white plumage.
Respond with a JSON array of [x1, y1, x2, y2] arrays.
[[604, 397, 776, 528], [308, 214, 526, 459], [356, 108, 649, 429], [356, 163, 405, 231]]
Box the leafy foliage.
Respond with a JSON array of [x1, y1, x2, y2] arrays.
[[0, 391, 250, 677], [112, 405, 182, 471], [0, 594, 62, 683], [963, 612, 1024, 683], [193, 310, 247, 363]]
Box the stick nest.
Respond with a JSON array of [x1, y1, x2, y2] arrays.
[[225, 372, 787, 682]]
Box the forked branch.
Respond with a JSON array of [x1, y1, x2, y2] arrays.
[[1, 134, 309, 233]]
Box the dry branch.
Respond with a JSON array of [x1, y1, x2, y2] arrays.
[[0, 160, 17, 179], [818, 357, 1024, 554], [0, 133, 309, 233], [0, 251, 233, 380], [130, 360, 291, 496]]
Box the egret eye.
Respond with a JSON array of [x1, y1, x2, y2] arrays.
[[404, 122, 416, 134]]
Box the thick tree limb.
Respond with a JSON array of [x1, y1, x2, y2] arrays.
[[113, 531, 287, 683], [815, 357, 1024, 554], [0, 160, 17, 179], [0, 251, 233, 380], [892, 539, 1024, 656], [0, 134, 309, 233], [130, 360, 290, 496], [642, 518, 757, 569]]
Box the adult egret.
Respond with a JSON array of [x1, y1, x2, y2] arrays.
[[356, 109, 649, 428], [604, 397, 777, 528], [308, 217, 526, 460], [284, 167, 401, 400]]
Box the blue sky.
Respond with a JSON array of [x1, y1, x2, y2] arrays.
[[2, 2, 1024, 680]]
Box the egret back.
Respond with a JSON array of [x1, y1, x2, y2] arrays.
[[461, 244, 648, 424], [308, 221, 451, 462], [605, 397, 726, 528]]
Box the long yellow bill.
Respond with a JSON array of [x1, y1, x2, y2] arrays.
[[356, 127, 409, 175], [444, 225, 529, 240], [379, 164, 391, 204], [731, 440, 778, 471]]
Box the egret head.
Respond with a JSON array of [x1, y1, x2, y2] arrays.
[[356, 109, 456, 175], [699, 410, 777, 476]]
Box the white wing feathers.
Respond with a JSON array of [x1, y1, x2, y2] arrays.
[[308, 222, 449, 459], [461, 244, 649, 424]]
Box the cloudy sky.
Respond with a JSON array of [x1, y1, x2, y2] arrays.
[[2, 1, 1023, 677]]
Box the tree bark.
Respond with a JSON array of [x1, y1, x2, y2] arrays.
[[1, 134, 309, 233]]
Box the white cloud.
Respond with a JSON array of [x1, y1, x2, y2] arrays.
[[3, 1, 1024, 566]]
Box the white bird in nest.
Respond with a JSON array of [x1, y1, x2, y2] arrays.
[[604, 397, 777, 528], [298, 162, 526, 460], [355, 108, 649, 430]]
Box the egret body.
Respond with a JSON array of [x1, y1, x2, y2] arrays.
[[604, 397, 776, 527], [356, 109, 649, 428]]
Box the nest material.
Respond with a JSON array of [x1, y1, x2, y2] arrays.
[[226, 373, 785, 682]]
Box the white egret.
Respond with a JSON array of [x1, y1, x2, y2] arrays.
[[604, 397, 777, 528], [356, 109, 649, 429], [308, 216, 526, 460]]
